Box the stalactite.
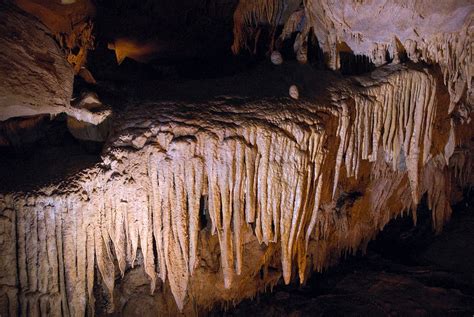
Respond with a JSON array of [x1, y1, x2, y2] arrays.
[[231, 0, 301, 54], [0, 64, 466, 315], [333, 67, 438, 204], [303, 0, 473, 113]]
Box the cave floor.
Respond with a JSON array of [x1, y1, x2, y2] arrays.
[[213, 196, 474, 316]]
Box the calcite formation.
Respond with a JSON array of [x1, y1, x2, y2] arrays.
[[0, 1, 473, 315], [305, 0, 473, 115], [231, 0, 303, 54], [232, 0, 473, 113], [1, 63, 470, 316]]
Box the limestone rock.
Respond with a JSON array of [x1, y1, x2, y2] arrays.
[[1, 64, 470, 316], [306, 0, 473, 112], [232, 0, 473, 112], [0, 4, 74, 121], [0, 2, 472, 315], [0, 4, 111, 125], [14, 0, 96, 72], [67, 92, 112, 142]]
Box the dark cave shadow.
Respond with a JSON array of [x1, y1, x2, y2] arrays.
[[0, 114, 103, 193]]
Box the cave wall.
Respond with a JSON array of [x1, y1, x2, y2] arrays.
[[0, 0, 473, 316], [14, 0, 95, 73], [0, 4, 74, 121]]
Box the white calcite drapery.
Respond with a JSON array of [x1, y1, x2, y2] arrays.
[[0, 65, 466, 316], [232, 0, 473, 115], [305, 0, 473, 115]]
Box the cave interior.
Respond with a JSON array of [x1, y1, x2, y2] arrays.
[[0, 0, 473, 316]]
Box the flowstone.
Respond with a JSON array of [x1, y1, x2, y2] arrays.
[[1, 63, 470, 316]]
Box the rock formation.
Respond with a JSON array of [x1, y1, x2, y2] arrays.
[[1, 62, 471, 315], [232, 0, 473, 113], [0, 1, 472, 316], [0, 4, 109, 126], [13, 0, 96, 73], [0, 4, 74, 122]]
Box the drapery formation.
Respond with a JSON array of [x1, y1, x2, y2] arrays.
[[232, 0, 473, 114], [0, 65, 467, 315]]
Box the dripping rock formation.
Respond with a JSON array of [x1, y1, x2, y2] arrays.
[[0, 0, 473, 316], [1, 63, 472, 315]]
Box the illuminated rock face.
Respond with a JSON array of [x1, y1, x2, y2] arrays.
[[0, 4, 109, 125], [0, 1, 472, 316], [232, 0, 473, 113], [1, 64, 470, 316], [305, 0, 473, 114], [0, 4, 73, 121], [13, 0, 95, 73]]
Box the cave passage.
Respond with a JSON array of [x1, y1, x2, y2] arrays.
[[0, 1, 472, 316]]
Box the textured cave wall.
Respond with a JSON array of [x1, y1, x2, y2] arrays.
[[232, 0, 473, 113], [0, 2, 110, 143], [13, 0, 96, 73], [0, 0, 473, 316], [0, 4, 74, 121], [1, 63, 472, 316]]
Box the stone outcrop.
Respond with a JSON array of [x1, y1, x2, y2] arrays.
[[14, 0, 96, 73], [0, 4, 74, 121], [0, 4, 110, 125]]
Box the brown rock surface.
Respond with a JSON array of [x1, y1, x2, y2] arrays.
[[14, 0, 96, 72], [0, 4, 110, 125], [0, 4, 74, 121]]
